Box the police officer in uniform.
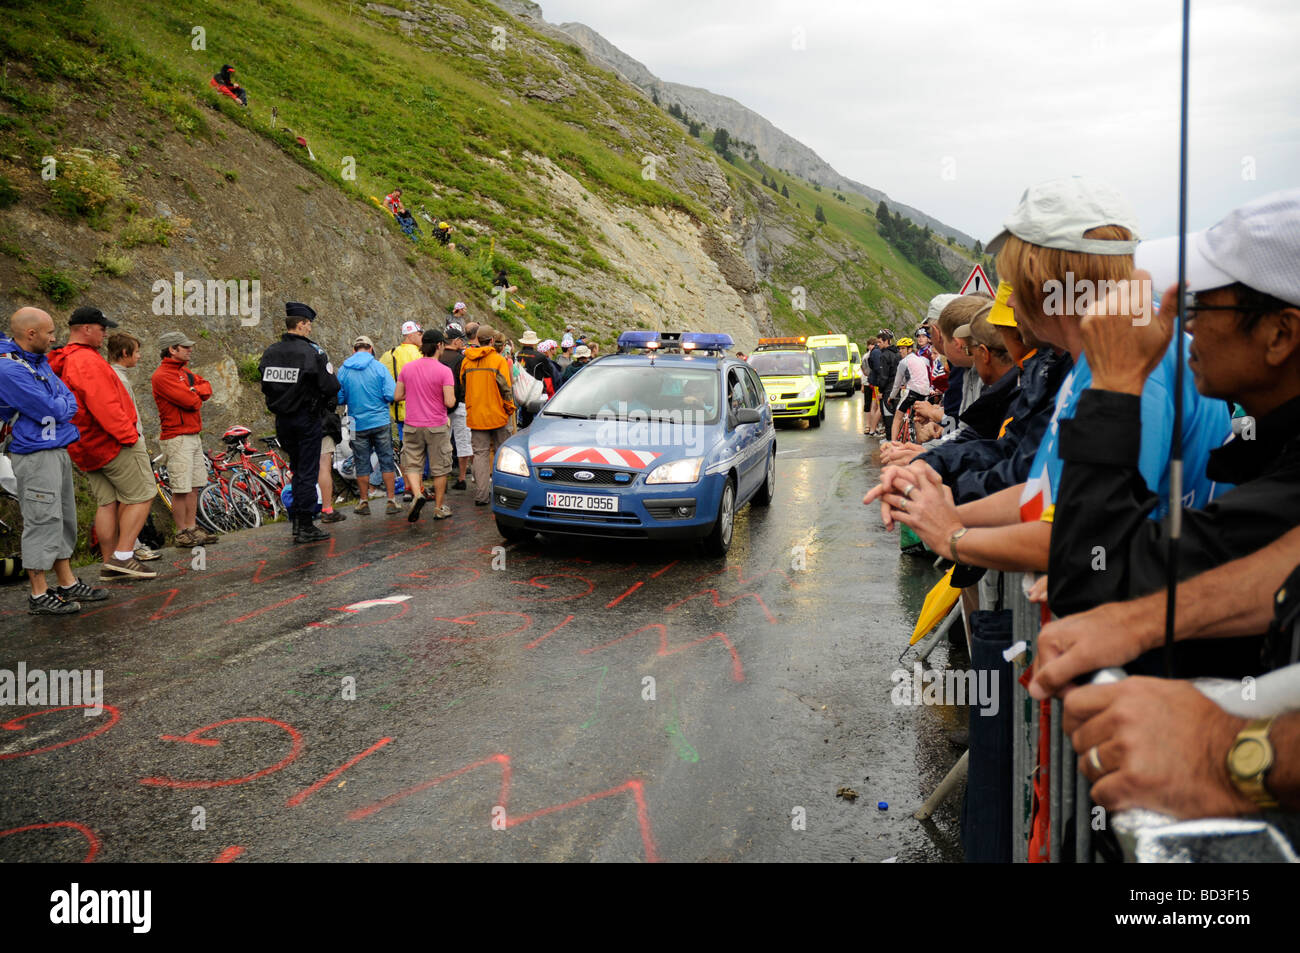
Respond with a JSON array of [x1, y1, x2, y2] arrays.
[[259, 302, 340, 543]]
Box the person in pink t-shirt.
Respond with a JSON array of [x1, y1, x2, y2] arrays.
[[393, 329, 458, 522]]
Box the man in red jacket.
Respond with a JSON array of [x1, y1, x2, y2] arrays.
[[47, 307, 159, 580], [151, 330, 216, 548]]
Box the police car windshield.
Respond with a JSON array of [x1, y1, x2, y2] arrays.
[[813, 345, 848, 364], [750, 351, 814, 377], [544, 364, 721, 424]]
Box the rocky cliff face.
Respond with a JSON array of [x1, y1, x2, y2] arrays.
[[0, 79, 457, 442]]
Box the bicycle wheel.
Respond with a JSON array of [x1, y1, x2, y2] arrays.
[[153, 465, 174, 514], [229, 484, 262, 529], [198, 483, 260, 533], [240, 470, 283, 521]]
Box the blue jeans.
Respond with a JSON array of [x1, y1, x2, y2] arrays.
[[353, 425, 396, 479]]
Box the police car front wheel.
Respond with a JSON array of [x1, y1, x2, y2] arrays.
[[701, 477, 736, 557]]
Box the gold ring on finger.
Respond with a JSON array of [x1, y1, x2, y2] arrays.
[[1088, 745, 1104, 775]]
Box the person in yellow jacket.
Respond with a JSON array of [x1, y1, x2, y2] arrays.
[[379, 320, 423, 432], [460, 326, 516, 505]]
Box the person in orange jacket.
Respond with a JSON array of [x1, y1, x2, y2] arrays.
[[459, 325, 515, 505], [151, 331, 216, 547], [46, 307, 159, 580]]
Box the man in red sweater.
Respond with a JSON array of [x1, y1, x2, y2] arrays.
[[47, 307, 158, 579], [151, 331, 216, 547]]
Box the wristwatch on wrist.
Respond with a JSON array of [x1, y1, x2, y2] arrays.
[[948, 526, 970, 566], [1227, 717, 1278, 809]]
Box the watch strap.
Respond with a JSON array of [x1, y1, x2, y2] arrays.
[[949, 526, 969, 566]]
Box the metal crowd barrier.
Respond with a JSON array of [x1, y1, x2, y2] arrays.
[[1005, 572, 1087, 861], [1004, 572, 1299, 863]]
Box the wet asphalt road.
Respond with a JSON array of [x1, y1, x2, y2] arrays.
[[0, 395, 965, 862]]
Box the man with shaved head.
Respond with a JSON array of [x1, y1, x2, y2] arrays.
[[0, 307, 108, 613]]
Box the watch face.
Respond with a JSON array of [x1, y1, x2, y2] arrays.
[[1232, 737, 1270, 776]]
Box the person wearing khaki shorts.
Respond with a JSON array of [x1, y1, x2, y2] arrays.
[[394, 328, 459, 523], [159, 432, 210, 545], [317, 426, 345, 523], [47, 306, 161, 581], [86, 439, 160, 577], [401, 425, 453, 521], [159, 433, 206, 495], [152, 331, 216, 549]]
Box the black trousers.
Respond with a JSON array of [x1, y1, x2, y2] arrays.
[[276, 409, 322, 518]]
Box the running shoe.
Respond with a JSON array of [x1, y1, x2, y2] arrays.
[[54, 580, 110, 602], [29, 591, 80, 615]]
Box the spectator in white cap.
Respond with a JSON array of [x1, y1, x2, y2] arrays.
[[556, 331, 575, 371], [517, 329, 551, 388], [560, 344, 592, 385], [1033, 189, 1300, 816], [1045, 186, 1300, 631], [865, 176, 1230, 593]]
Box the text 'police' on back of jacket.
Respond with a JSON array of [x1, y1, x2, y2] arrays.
[[259, 333, 340, 416]]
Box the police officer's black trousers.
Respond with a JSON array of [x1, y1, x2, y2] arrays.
[[276, 409, 322, 519]]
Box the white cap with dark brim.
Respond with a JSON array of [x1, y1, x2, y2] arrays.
[[986, 176, 1140, 257], [926, 294, 960, 324]]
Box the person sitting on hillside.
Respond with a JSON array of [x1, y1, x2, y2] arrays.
[[210, 64, 247, 106], [492, 268, 518, 295], [434, 221, 455, 250], [383, 189, 421, 242]]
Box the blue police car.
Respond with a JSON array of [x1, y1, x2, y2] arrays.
[[491, 331, 777, 556]]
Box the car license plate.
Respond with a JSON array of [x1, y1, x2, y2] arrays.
[[772, 402, 787, 411], [546, 492, 618, 512]]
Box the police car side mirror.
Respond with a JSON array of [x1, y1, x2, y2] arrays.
[[734, 408, 761, 425]]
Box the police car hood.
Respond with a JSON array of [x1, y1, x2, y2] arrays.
[[521, 415, 702, 470]]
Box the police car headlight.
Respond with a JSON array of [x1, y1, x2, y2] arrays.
[[496, 446, 529, 477], [645, 457, 703, 484], [798, 382, 820, 400]]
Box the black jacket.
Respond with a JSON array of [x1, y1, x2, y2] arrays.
[[866, 347, 883, 383], [439, 347, 466, 404], [872, 345, 901, 393], [259, 333, 340, 417], [957, 365, 1018, 440], [942, 365, 966, 417], [1050, 391, 1300, 677], [520, 346, 557, 393], [921, 349, 1073, 504]]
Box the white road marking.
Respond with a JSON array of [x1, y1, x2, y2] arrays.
[[342, 595, 412, 611]]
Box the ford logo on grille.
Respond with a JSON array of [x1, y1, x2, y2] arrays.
[[574, 470, 595, 481]]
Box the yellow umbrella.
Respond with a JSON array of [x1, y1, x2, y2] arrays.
[[910, 567, 960, 645]]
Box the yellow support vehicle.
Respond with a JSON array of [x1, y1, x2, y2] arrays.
[[804, 333, 855, 396], [752, 337, 826, 428], [848, 342, 863, 392]]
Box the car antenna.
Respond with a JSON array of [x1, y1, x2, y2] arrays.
[[1164, 0, 1193, 678]]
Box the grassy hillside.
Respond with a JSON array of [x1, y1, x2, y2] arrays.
[[0, 0, 962, 342]]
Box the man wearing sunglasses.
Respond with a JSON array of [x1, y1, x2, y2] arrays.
[[1047, 188, 1300, 678]]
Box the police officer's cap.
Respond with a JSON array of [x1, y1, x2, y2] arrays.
[[285, 302, 317, 320]]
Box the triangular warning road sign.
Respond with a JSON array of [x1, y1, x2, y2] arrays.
[[960, 264, 994, 296]]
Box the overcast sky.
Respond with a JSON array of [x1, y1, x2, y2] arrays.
[[537, 0, 1299, 242]]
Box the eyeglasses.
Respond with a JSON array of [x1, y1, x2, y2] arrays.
[[1184, 304, 1276, 318]]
